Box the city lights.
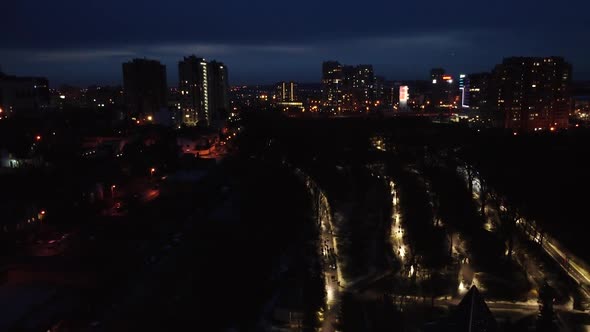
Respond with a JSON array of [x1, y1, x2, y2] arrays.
[[0, 7, 587, 330]]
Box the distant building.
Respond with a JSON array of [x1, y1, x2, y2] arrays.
[[322, 61, 344, 111], [122, 58, 168, 120], [0, 73, 49, 117], [321, 61, 377, 112], [348, 64, 375, 111], [179, 56, 209, 127], [84, 85, 124, 109], [429, 68, 456, 108], [276, 81, 298, 103], [467, 73, 492, 111], [430, 68, 446, 83], [179, 56, 230, 128], [207, 60, 230, 125], [275, 81, 303, 111], [374, 76, 386, 107], [492, 56, 572, 132], [52, 85, 125, 110], [459, 74, 469, 108]]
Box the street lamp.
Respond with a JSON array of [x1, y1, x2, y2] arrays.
[[111, 185, 116, 197], [150, 168, 156, 177]]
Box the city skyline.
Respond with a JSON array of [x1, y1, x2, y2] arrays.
[[2, 0, 590, 85], [4, 1, 590, 331]]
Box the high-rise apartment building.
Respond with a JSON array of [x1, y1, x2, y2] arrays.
[[429, 68, 456, 108], [179, 56, 208, 126], [122, 58, 167, 119], [275, 81, 303, 110], [179, 56, 229, 127], [492, 57, 572, 132], [208, 61, 230, 124], [430, 68, 445, 84], [350, 65, 375, 111], [321, 61, 377, 112], [322, 61, 344, 111], [276, 81, 298, 103], [467, 73, 492, 111]]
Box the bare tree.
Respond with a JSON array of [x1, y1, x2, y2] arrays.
[[497, 197, 521, 261], [536, 282, 558, 332], [479, 175, 488, 217]]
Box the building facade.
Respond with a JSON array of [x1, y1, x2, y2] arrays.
[[467, 73, 492, 111], [349, 64, 375, 111], [492, 57, 572, 132], [322, 61, 344, 111], [122, 59, 167, 120], [275, 81, 303, 111], [429, 68, 456, 109], [321, 61, 377, 112], [275, 81, 298, 103], [0, 73, 49, 117], [179, 56, 229, 128], [207, 61, 230, 125]]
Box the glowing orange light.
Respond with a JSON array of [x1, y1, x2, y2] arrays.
[[36, 135, 42, 141], [550, 127, 556, 132], [40, 210, 46, 215]]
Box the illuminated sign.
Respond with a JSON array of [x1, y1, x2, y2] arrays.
[[443, 75, 452, 80], [399, 86, 409, 103], [399, 86, 409, 110]]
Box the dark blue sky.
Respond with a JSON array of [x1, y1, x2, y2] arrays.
[[2, 0, 589, 86]]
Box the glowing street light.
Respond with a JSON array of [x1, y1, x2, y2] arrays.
[[36, 135, 42, 141], [150, 168, 156, 176]]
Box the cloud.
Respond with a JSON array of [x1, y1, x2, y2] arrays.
[[146, 43, 310, 56], [1, 42, 311, 65], [33, 49, 137, 62]]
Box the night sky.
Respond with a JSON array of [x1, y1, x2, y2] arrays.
[[2, 0, 590, 86]]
